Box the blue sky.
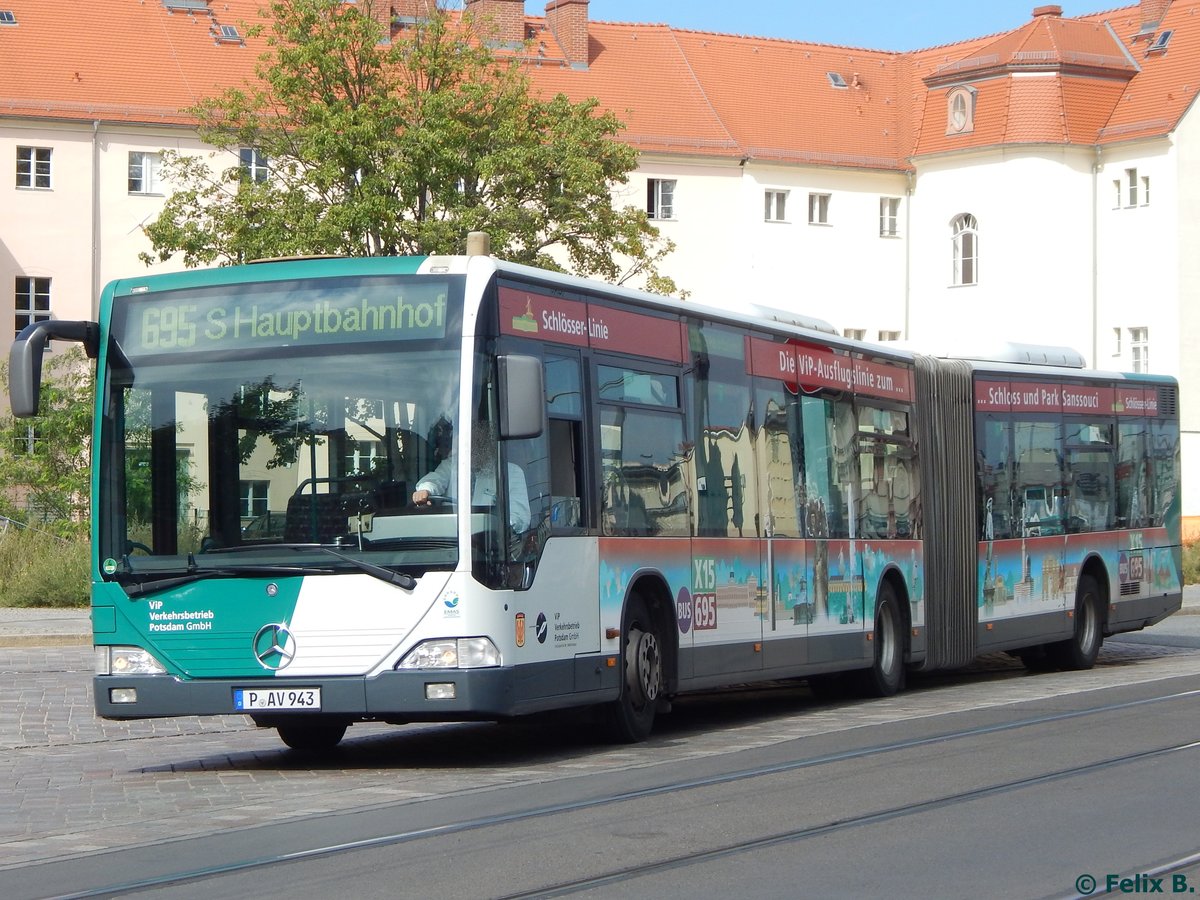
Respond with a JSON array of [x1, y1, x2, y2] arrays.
[[526, 1, 1100, 50]]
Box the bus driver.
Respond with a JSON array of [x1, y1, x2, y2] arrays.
[[411, 422, 531, 533]]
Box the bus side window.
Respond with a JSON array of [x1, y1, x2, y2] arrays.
[[545, 353, 584, 530], [548, 419, 582, 528], [1065, 420, 1114, 533], [600, 405, 688, 538], [1149, 419, 1180, 526], [1116, 421, 1149, 528]]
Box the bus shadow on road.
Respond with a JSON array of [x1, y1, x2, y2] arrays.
[[137, 642, 1189, 774]]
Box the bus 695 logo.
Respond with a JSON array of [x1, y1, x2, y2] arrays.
[[692, 557, 718, 631]]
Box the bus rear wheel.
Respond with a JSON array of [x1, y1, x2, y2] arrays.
[[605, 596, 663, 743], [857, 583, 905, 697], [1047, 575, 1103, 670], [276, 721, 347, 752]]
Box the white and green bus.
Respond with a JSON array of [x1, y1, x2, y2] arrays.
[[10, 249, 1182, 751]]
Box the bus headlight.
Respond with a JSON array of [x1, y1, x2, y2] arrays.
[[96, 646, 167, 676], [396, 637, 501, 669]]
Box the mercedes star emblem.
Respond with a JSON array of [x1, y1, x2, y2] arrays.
[[252, 623, 297, 671]]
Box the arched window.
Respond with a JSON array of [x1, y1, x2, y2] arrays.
[[952, 213, 978, 286], [946, 87, 976, 135]]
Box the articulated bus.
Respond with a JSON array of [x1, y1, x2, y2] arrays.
[[10, 250, 1182, 751]]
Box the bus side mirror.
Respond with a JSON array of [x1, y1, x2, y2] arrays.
[[498, 354, 544, 440], [9, 320, 99, 418]]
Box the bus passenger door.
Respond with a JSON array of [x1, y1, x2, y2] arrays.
[[594, 359, 693, 674], [756, 387, 809, 673], [687, 323, 764, 680]]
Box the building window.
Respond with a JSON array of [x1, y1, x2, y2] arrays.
[[946, 86, 976, 135], [1125, 169, 1139, 207], [952, 213, 978, 286], [239, 480, 270, 518], [1115, 170, 1150, 208], [647, 178, 675, 220], [1113, 327, 1122, 357], [344, 440, 383, 476], [16, 146, 51, 189], [1129, 327, 1149, 373], [843, 328, 866, 341], [15, 276, 51, 339], [11, 425, 37, 456], [764, 189, 788, 223], [808, 192, 831, 225], [128, 152, 163, 195], [879, 197, 900, 236], [239, 148, 270, 183], [878, 330, 901, 342]]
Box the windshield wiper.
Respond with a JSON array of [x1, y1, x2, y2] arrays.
[[203, 543, 417, 591], [121, 565, 333, 598]]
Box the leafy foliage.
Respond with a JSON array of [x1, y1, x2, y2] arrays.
[[0, 348, 93, 537], [141, 0, 683, 294], [1184, 540, 1200, 585], [0, 527, 89, 608]]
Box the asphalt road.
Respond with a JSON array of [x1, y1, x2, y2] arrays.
[[1, 605, 1199, 899]]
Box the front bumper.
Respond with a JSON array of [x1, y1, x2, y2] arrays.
[[96, 668, 520, 722], [95, 656, 616, 722]]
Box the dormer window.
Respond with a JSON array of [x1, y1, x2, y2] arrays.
[[0, 10, 16, 25], [1147, 30, 1173, 54], [946, 86, 976, 135]]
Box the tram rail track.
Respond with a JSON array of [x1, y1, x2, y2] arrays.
[[49, 686, 1200, 900]]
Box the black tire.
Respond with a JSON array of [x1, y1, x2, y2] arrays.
[[605, 596, 664, 742], [807, 672, 853, 702], [1016, 646, 1058, 672], [277, 722, 347, 752], [1047, 575, 1103, 670], [857, 583, 906, 697]]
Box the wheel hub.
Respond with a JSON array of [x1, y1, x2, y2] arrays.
[[628, 628, 662, 704]]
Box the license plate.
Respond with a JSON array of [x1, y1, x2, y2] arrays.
[[233, 687, 321, 711]]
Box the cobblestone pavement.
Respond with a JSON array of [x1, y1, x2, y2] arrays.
[[1, 638, 1198, 870]]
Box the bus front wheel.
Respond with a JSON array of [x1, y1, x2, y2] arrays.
[[605, 596, 663, 743], [276, 721, 347, 753]]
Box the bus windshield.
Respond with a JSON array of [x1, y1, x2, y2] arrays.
[[98, 274, 465, 582]]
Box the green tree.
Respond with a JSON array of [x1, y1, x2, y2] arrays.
[[0, 348, 94, 536], [141, 0, 683, 295]]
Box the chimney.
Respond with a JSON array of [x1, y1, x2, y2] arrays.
[[1139, 0, 1171, 32], [364, 0, 395, 39], [394, 0, 437, 20], [1032, 5, 1062, 17], [545, 0, 589, 69], [465, 0, 526, 47]]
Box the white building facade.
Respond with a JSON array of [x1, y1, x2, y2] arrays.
[[1, 0, 1197, 528]]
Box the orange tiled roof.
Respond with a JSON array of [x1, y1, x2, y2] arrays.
[[1081, 2, 1200, 143], [0, 1, 1196, 166], [0, 0, 263, 123]]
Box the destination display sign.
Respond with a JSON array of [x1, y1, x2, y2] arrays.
[[117, 277, 454, 357], [976, 380, 1161, 416]]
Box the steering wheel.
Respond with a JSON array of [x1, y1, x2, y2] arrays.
[[416, 494, 455, 510], [125, 540, 152, 555]]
